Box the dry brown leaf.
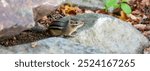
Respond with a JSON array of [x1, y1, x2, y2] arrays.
[[132, 10, 141, 15], [128, 14, 137, 20], [119, 11, 128, 21], [144, 47, 150, 54], [95, 9, 107, 14], [143, 31, 150, 36], [74, 6, 83, 14], [60, 4, 77, 16], [59, 4, 84, 16], [145, 25, 150, 30], [42, 16, 48, 20], [133, 24, 146, 31], [141, 0, 150, 6]]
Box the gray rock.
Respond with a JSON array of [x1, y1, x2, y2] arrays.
[[0, 13, 149, 54], [65, 0, 104, 10], [32, 0, 66, 7], [0, 38, 107, 54], [32, 0, 65, 21], [0, 0, 34, 38], [67, 14, 149, 54], [0, 0, 65, 38]]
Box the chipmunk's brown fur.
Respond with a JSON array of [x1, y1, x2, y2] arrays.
[[48, 18, 84, 37]]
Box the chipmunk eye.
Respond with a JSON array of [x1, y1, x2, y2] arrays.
[[70, 21, 73, 24], [75, 21, 78, 24]]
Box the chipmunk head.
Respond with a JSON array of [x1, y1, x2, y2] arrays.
[[68, 18, 84, 29]]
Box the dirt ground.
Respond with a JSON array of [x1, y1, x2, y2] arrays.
[[0, 30, 52, 47]]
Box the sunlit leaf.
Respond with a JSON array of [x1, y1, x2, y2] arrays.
[[121, 3, 132, 14], [121, 0, 128, 3], [113, 4, 120, 8], [105, 0, 118, 8]]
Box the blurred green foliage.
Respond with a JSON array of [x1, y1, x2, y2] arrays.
[[103, 0, 132, 14]]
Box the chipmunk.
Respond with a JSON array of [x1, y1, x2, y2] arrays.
[[48, 18, 84, 37]]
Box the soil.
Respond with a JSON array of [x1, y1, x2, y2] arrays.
[[0, 30, 52, 47]]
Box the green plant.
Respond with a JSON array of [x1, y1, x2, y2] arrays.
[[104, 0, 132, 14]]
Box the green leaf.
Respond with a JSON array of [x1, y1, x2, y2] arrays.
[[113, 4, 120, 8], [121, 0, 128, 2], [121, 3, 132, 14], [105, 0, 118, 8]]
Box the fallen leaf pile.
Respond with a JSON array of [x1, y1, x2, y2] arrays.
[[38, 11, 64, 28], [128, 0, 150, 38], [58, 3, 83, 16]]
